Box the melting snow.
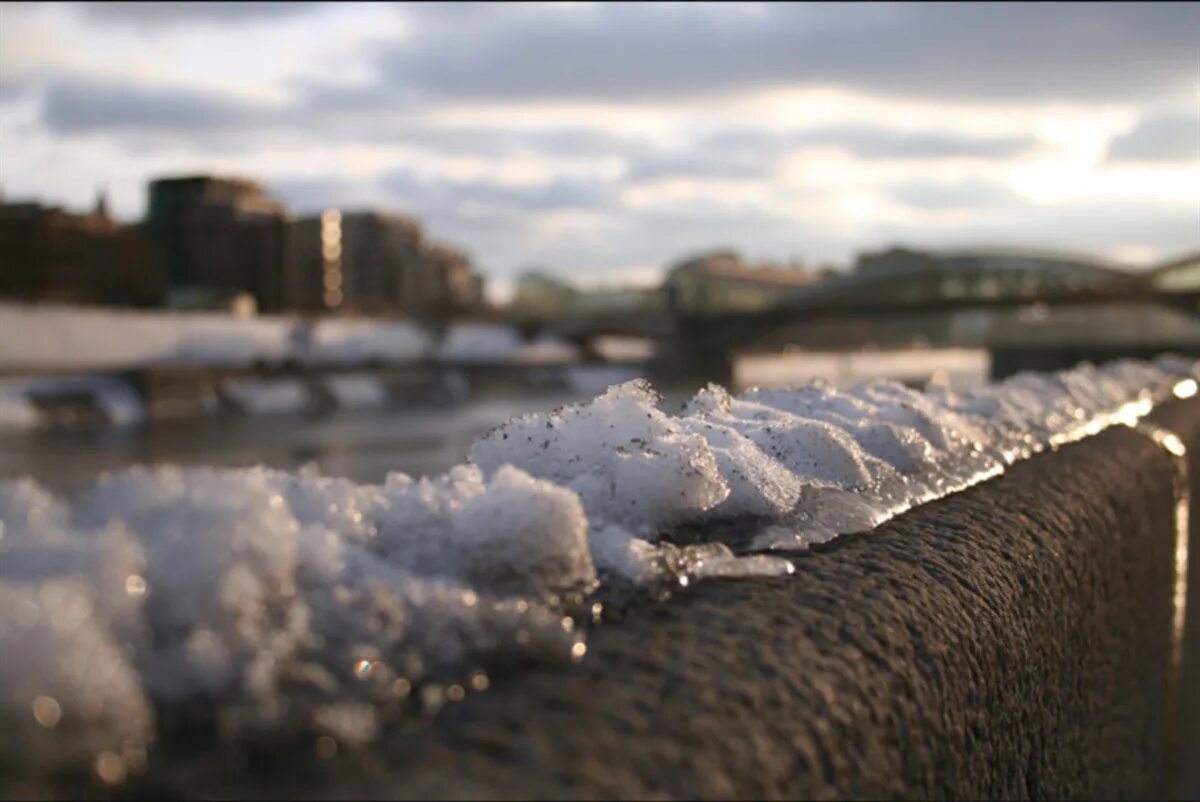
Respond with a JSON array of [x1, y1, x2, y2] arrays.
[[221, 378, 312, 416]]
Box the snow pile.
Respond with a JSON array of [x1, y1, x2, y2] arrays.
[[516, 335, 580, 365], [163, 318, 293, 366], [472, 357, 1197, 553], [438, 324, 523, 362], [0, 303, 565, 373], [0, 381, 41, 431], [0, 303, 293, 370], [471, 380, 729, 533], [470, 380, 748, 582], [221, 378, 312, 416], [305, 319, 432, 365], [0, 375, 145, 428], [0, 464, 592, 782], [590, 335, 656, 363], [2, 355, 1198, 784], [324, 376, 390, 410]]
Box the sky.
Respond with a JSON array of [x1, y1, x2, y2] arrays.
[[0, 1, 1197, 301]]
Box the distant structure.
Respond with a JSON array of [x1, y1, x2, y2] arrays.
[[569, 283, 664, 316], [664, 248, 818, 314], [144, 175, 291, 313], [509, 250, 817, 320], [509, 270, 663, 319], [1147, 250, 1200, 301], [0, 191, 164, 307], [510, 271, 578, 318], [744, 245, 1151, 353], [424, 242, 486, 317], [846, 247, 1133, 302], [1, 174, 488, 318], [287, 209, 484, 317]]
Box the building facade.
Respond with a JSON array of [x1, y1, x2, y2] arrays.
[[0, 194, 164, 307], [423, 243, 485, 316], [287, 209, 484, 317], [510, 271, 578, 318], [145, 175, 290, 312], [664, 249, 818, 314]]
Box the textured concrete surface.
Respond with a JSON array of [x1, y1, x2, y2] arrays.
[[1146, 400, 1200, 801], [120, 399, 1200, 799]]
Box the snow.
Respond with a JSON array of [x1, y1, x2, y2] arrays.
[[324, 375, 390, 410], [0, 463, 591, 776], [0, 303, 551, 371], [0, 375, 145, 427], [589, 335, 657, 363], [0, 303, 293, 370], [0, 382, 40, 430], [2, 354, 1197, 781], [734, 347, 989, 390], [473, 356, 1197, 552], [516, 335, 580, 365], [305, 319, 431, 365], [221, 378, 312, 416], [438, 323, 523, 363], [469, 380, 729, 534], [677, 413, 805, 518]]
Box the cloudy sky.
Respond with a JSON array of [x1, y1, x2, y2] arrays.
[[1, 2, 1197, 299]]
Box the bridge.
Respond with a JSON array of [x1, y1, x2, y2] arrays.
[[536, 249, 1200, 382]]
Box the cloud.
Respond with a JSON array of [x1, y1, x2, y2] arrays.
[[345, 123, 645, 161], [704, 126, 1039, 161], [0, 80, 23, 103], [618, 125, 1036, 185], [12, 4, 1199, 127], [34, 72, 1043, 179], [887, 178, 1025, 211], [6, 2, 1197, 283], [41, 80, 269, 133], [373, 2, 1198, 105], [876, 195, 1200, 263], [265, 176, 390, 215], [622, 151, 772, 183], [378, 169, 616, 214], [79, 2, 320, 26], [267, 168, 825, 277], [1106, 110, 1200, 163]]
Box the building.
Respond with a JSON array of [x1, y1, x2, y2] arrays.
[[287, 209, 425, 313], [510, 271, 578, 318], [664, 249, 818, 314], [144, 175, 290, 312], [0, 192, 164, 307], [424, 242, 486, 315], [569, 284, 664, 316], [287, 209, 485, 317]]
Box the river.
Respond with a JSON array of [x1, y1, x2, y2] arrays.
[[0, 348, 990, 494]]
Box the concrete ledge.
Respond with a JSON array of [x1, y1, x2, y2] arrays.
[[153, 399, 1200, 800]]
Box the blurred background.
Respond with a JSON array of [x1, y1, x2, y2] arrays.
[[1, 1, 1197, 491]]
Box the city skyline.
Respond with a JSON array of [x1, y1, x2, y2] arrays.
[[1, 2, 1197, 301]]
